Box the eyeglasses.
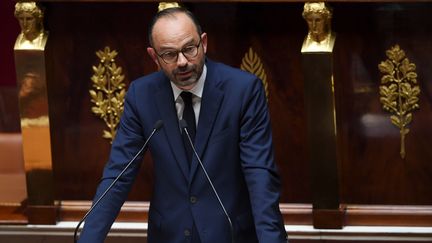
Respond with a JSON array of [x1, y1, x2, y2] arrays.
[[154, 39, 202, 64]]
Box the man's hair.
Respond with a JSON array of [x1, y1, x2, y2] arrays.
[[148, 7, 202, 47]]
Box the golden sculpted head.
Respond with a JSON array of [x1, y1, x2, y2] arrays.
[[302, 2, 332, 43], [301, 2, 335, 52], [15, 2, 45, 42], [14, 2, 48, 50]]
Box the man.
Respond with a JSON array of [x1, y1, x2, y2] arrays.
[[79, 7, 287, 243]]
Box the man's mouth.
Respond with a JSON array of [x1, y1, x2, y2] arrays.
[[178, 71, 192, 77]]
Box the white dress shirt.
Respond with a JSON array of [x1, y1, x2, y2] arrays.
[[170, 65, 207, 127]]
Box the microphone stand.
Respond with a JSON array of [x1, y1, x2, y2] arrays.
[[180, 119, 235, 243], [73, 120, 163, 243]]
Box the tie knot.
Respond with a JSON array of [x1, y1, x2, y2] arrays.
[[180, 91, 193, 105]]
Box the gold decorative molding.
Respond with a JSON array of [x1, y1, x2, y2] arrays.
[[240, 47, 269, 99], [158, 2, 180, 12], [378, 44, 420, 159], [90, 47, 126, 143]]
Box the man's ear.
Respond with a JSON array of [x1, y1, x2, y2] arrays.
[[147, 47, 160, 68], [201, 32, 208, 54]]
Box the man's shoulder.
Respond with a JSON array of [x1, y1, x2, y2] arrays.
[[208, 59, 256, 79], [207, 59, 260, 90], [129, 71, 166, 89], [206, 60, 258, 86]]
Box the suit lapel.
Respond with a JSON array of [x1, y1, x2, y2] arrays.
[[154, 76, 189, 181], [189, 62, 224, 183]]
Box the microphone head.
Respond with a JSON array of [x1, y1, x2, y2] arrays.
[[179, 119, 188, 130], [154, 120, 164, 130]]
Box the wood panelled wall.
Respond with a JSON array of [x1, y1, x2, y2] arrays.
[[334, 4, 432, 205], [0, 0, 19, 87], [44, 2, 313, 203], [0, 1, 20, 133], [8, 1, 432, 227]]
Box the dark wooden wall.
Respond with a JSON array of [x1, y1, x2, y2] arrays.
[[44, 2, 159, 202], [333, 4, 432, 205], [45, 2, 432, 202], [0, 0, 20, 133], [4, 1, 432, 227], [0, 0, 19, 87], [43, 2, 314, 203]]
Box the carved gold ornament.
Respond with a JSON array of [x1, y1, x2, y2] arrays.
[[158, 2, 180, 12], [90, 47, 126, 143], [240, 47, 269, 99], [378, 45, 420, 159]]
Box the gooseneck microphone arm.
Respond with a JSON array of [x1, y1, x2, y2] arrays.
[[73, 120, 164, 243], [179, 119, 235, 243]]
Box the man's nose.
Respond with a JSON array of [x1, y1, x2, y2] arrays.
[[177, 52, 188, 67]]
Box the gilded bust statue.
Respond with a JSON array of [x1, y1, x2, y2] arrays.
[[301, 2, 335, 53], [14, 2, 48, 50]]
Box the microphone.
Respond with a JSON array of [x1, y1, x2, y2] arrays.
[[179, 119, 235, 243], [73, 120, 164, 243]]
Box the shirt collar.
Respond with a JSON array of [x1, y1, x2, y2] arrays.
[[171, 64, 207, 101]]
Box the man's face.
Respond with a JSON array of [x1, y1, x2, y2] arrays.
[[147, 12, 207, 90], [305, 12, 328, 42], [18, 12, 39, 40]]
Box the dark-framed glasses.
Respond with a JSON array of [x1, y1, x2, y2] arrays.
[[155, 39, 202, 64]]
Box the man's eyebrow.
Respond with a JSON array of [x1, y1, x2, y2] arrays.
[[158, 47, 177, 52], [182, 39, 196, 46], [158, 38, 197, 51]]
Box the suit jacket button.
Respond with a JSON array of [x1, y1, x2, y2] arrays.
[[184, 229, 191, 236], [190, 196, 197, 204]]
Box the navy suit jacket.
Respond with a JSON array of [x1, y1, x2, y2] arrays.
[[79, 59, 287, 243]]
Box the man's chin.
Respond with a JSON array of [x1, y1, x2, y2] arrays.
[[174, 79, 198, 90]]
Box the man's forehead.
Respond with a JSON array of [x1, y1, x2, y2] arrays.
[[152, 12, 198, 41], [154, 12, 191, 29]]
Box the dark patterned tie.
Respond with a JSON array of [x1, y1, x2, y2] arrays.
[[181, 91, 196, 164]]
